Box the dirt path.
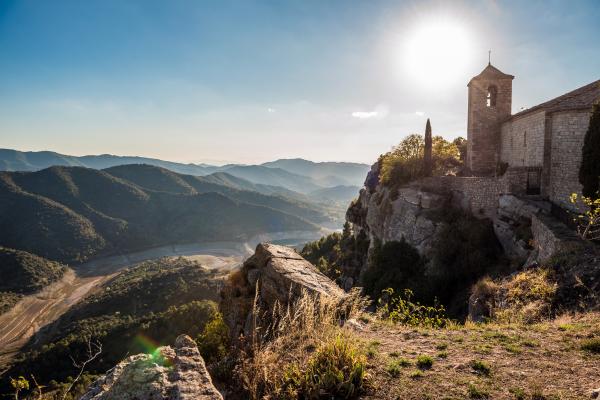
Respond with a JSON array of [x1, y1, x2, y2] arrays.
[[0, 270, 115, 367]]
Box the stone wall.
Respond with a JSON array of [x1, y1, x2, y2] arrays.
[[531, 213, 581, 261], [420, 176, 508, 217], [549, 110, 591, 211], [500, 110, 546, 168]]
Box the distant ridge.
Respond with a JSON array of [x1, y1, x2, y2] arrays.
[[0, 149, 369, 192]]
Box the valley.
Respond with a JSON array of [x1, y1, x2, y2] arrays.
[[0, 229, 323, 371]]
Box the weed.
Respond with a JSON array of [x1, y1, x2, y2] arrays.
[[509, 387, 526, 400], [470, 360, 491, 376], [581, 337, 600, 353], [282, 334, 366, 399], [435, 342, 448, 350], [468, 383, 490, 399], [437, 351, 448, 359], [416, 355, 433, 370], [409, 369, 424, 379], [378, 288, 451, 328], [386, 358, 410, 377], [366, 340, 380, 359], [503, 344, 522, 354]]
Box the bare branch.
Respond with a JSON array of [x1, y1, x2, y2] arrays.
[[61, 338, 102, 400]]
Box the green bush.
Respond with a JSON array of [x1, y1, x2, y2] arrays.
[[579, 103, 600, 197], [470, 359, 491, 376], [581, 338, 600, 353], [429, 209, 505, 307], [301, 222, 369, 281], [362, 239, 425, 299], [197, 312, 230, 363], [378, 288, 450, 328], [415, 355, 434, 370], [281, 334, 366, 399]]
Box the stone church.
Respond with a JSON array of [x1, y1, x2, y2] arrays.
[[465, 62, 600, 212]]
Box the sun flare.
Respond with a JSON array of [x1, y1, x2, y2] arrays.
[[402, 19, 473, 89]]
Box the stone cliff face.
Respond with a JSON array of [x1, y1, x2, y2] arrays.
[[346, 164, 454, 283], [80, 335, 223, 400]]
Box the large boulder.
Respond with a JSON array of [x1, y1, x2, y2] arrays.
[[220, 243, 345, 340], [80, 335, 222, 400]]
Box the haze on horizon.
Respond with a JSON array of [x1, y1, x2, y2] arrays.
[[0, 0, 599, 165]]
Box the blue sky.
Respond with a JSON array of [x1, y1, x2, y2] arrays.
[[0, 0, 598, 164]]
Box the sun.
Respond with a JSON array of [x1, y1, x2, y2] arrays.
[[402, 18, 473, 89]]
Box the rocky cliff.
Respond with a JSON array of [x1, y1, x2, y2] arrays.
[[220, 242, 346, 340]]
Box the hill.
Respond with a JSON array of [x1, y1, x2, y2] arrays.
[[0, 247, 67, 314], [308, 185, 360, 204], [0, 149, 218, 176], [0, 149, 369, 198], [103, 164, 336, 226], [262, 158, 369, 186], [3, 258, 223, 390], [221, 165, 323, 193], [0, 165, 319, 262]]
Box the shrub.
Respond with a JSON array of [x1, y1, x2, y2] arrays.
[[378, 288, 451, 328], [196, 312, 230, 363], [416, 355, 433, 370], [495, 268, 557, 323], [579, 103, 600, 197], [281, 334, 366, 399], [429, 209, 505, 306], [363, 240, 425, 300], [379, 134, 462, 190], [301, 223, 369, 281], [468, 383, 490, 399], [235, 289, 369, 399], [470, 359, 491, 376], [581, 338, 600, 353], [386, 358, 411, 377]]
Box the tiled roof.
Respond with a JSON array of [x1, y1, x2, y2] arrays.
[[511, 79, 600, 119], [468, 64, 514, 86]]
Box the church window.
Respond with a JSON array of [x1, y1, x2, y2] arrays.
[[486, 85, 498, 107]]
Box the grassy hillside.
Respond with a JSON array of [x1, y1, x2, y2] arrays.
[[3, 258, 222, 387], [0, 166, 319, 263], [0, 247, 67, 313]]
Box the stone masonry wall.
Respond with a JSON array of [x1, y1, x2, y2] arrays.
[[420, 176, 508, 217], [549, 110, 591, 211], [467, 76, 513, 175], [500, 110, 546, 167]]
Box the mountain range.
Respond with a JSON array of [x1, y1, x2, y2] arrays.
[[0, 164, 335, 263], [0, 149, 368, 196]]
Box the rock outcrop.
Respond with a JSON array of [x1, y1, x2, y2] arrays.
[[80, 335, 222, 400], [348, 183, 449, 258], [220, 243, 345, 340]]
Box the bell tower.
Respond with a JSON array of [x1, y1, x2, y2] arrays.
[[466, 62, 514, 175]]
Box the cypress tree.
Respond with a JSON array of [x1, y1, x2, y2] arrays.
[[423, 118, 433, 176], [579, 103, 600, 197]]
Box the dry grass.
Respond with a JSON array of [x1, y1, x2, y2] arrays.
[[233, 288, 369, 399], [360, 312, 600, 399]]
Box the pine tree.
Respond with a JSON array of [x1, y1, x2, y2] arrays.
[[579, 103, 600, 197], [423, 118, 433, 176]]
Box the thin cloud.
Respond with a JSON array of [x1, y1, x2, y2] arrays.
[[352, 111, 379, 119], [352, 104, 389, 120], [415, 111, 425, 116]]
